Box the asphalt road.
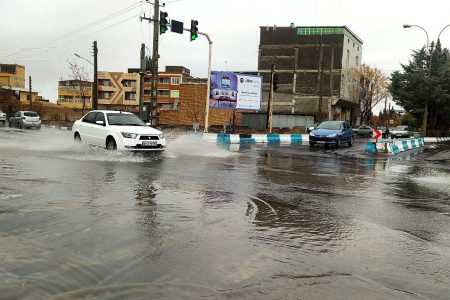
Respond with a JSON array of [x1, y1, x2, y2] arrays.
[[1, 127, 449, 299]]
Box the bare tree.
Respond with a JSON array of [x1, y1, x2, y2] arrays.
[[347, 64, 389, 125], [0, 87, 19, 122], [68, 61, 91, 115]]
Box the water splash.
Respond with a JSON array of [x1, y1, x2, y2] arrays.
[[164, 134, 236, 158]]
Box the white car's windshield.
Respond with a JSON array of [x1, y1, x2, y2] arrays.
[[107, 113, 146, 126], [317, 121, 342, 130]]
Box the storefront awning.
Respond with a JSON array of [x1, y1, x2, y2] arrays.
[[332, 99, 357, 110]]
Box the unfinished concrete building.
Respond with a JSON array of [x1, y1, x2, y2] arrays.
[[257, 25, 362, 126]]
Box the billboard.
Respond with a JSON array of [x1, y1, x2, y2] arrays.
[[209, 71, 262, 110]]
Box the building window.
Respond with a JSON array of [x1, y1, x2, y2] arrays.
[[143, 90, 151, 96], [353, 42, 355, 48], [346, 49, 350, 66], [125, 92, 137, 100], [347, 38, 350, 43], [122, 80, 136, 87], [357, 46, 360, 51], [157, 90, 170, 97], [98, 79, 110, 86], [170, 90, 179, 98], [99, 91, 112, 99], [171, 77, 180, 85], [356, 56, 359, 66], [159, 78, 170, 84]]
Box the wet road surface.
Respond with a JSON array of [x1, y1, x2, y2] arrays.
[[1, 127, 450, 299]]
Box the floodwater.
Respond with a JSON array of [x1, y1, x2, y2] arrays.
[[1, 127, 449, 299]]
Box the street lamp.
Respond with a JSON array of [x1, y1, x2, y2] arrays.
[[402, 24, 449, 136], [74, 53, 94, 66], [403, 24, 429, 49]]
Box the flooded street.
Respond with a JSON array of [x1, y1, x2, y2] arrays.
[[1, 127, 450, 299]]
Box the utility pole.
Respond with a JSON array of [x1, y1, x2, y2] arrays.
[[139, 43, 145, 120], [150, 0, 160, 126], [266, 63, 275, 133], [384, 96, 388, 128], [93, 41, 98, 110], [28, 76, 32, 111]]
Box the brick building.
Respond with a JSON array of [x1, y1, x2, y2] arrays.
[[258, 25, 363, 124], [159, 83, 241, 128]]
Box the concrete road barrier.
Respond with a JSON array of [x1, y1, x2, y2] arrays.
[[365, 137, 425, 155], [192, 132, 309, 144]]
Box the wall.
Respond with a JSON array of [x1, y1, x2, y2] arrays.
[[159, 84, 242, 128]]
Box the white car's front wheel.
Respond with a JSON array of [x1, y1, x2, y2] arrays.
[[106, 138, 117, 151], [74, 132, 81, 142]]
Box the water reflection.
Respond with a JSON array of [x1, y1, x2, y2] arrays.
[[248, 193, 352, 254]]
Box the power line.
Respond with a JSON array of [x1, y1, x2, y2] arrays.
[[2, 1, 144, 59], [52, 1, 143, 42]]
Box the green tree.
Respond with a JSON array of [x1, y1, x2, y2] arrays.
[[390, 41, 450, 130]]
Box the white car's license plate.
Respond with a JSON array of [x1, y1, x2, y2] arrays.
[[142, 141, 157, 146]]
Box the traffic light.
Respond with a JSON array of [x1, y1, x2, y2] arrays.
[[190, 20, 198, 41], [160, 11, 168, 34], [273, 73, 279, 91]]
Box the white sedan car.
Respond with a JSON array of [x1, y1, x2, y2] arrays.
[[72, 110, 166, 151]]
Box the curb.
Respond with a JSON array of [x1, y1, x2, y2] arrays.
[[365, 137, 425, 155], [424, 137, 450, 143], [191, 132, 309, 144]]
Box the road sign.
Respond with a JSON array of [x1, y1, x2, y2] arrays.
[[171, 20, 184, 34], [373, 129, 381, 140]]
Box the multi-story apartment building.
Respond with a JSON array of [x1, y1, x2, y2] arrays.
[[57, 80, 92, 110], [96, 71, 140, 111], [258, 25, 363, 124], [0, 63, 44, 105], [95, 66, 201, 115], [0, 64, 25, 89]]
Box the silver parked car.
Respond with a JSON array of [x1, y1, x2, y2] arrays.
[[9, 111, 41, 129], [0, 110, 6, 125], [356, 125, 373, 137], [390, 125, 413, 138]]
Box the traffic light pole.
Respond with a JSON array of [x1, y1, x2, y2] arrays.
[[140, 13, 213, 131]]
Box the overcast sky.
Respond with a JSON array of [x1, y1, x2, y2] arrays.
[[2, 0, 450, 111]]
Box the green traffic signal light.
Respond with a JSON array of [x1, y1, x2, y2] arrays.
[[190, 20, 198, 41], [160, 11, 168, 35]]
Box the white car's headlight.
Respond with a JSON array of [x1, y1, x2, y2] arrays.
[[327, 134, 337, 138], [121, 132, 138, 139], [158, 133, 164, 139]]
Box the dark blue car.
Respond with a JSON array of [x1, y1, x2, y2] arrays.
[[309, 120, 353, 148]]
